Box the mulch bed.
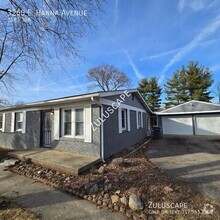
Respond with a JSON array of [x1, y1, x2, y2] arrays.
[[5, 139, 220, 220]]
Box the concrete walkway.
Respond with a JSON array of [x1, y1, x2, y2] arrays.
[[0, 162, 125, 220], [9, 149, 101, 175], [146, 137, 220, 201]]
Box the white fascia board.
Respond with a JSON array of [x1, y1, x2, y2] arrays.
[[156, 110, 220, 115], [0, 93, 100, 112], [0, 100, 94, 114]]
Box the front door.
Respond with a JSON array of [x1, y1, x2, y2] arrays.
[[41, 110, 54, 148]]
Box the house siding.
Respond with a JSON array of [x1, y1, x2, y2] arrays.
[[104, 92, 146, 109], [0, 111, 41, 149], [5, 113, 11, 132], [103, 106, 148, 158], [52, 104, 101, 157]]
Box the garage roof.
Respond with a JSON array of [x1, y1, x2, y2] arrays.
[[157, 100, 220, 115]]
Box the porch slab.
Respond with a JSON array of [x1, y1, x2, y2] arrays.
[[8, 149, 101, 175]]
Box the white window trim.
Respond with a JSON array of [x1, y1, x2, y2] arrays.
[[118, 108, 130, 133], [22, 111, 26, 133], [137, 111, 143, 129], [0, 113, 3, 131], [11, 112, 15, 132], [10, 111, 26, 133], [15, 111, 24, 132], [121, 109, 127, 131], [54, 108, 60, 140], [61, 107, 85, 139], [2, 113, 5, 132]]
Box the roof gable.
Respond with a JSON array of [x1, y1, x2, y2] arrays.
[[159, 100, 220, 114]]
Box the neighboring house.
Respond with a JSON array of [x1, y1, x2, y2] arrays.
[[0, 89, 153, 160], [157, 100, 220, 136]]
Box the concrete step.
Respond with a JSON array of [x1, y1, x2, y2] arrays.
[[9, 149, 101, 176]]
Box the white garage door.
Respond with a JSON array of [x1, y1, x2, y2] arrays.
[[195, 114, 220, 135], [162, 116, 193, 135]]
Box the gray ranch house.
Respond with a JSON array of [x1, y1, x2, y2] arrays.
[[0, 89, 153, 160]]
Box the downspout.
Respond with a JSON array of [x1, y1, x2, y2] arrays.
[[91, 97, 105, 162]]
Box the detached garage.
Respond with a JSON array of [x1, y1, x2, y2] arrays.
[[158, 100, 220, 136]]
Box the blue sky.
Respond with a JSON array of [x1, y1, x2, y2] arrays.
[[10, 0, 220, 103]]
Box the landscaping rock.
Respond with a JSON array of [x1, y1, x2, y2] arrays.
[[89, 184, 99, 194], [112, 157, 124, 166], [111, 195, 119, 204], [129, 193, 143, 211], [120, 196, 128, 206], [140, 213, 147, 220], [164, 186, 173, 194], [119, 206, 125, 213], [84, 182, 93, 190], [129, 187, 137, 194], [115, 190, 120, 194], [97, 166, 105, 174], [107, 183, 112, 190], [114, 204, 119, 211], [104, 193, 110, 199]]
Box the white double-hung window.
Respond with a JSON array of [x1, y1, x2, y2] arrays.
[[15, 112, 23, 131], [75, 108, 84, 136], [64, 109, 72, 135], [62, 108, 84, 137], [118, 108, 130, 133]]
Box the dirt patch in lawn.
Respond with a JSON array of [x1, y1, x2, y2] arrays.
[[0, 196, 38, 220], [6, 138, 220, 220]]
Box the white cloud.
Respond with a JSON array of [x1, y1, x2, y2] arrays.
[[140, 48, 181, 61], [211, 64, 220, 72], [123, 50, 144, 80], [159, 14, 220, 83], [105, 31, 144, 80], [140, 38, 220, 61], [178, 0, 209, 12]]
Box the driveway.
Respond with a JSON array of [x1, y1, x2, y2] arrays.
[[146, 136, 220, 201], [0, 162, 125, 220]]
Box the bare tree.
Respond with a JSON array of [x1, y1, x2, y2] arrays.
[[14, 100, 25, 105], [0, 0, 103, 93], [87, 63, 131, 91], [0, 98, 11, 107]]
